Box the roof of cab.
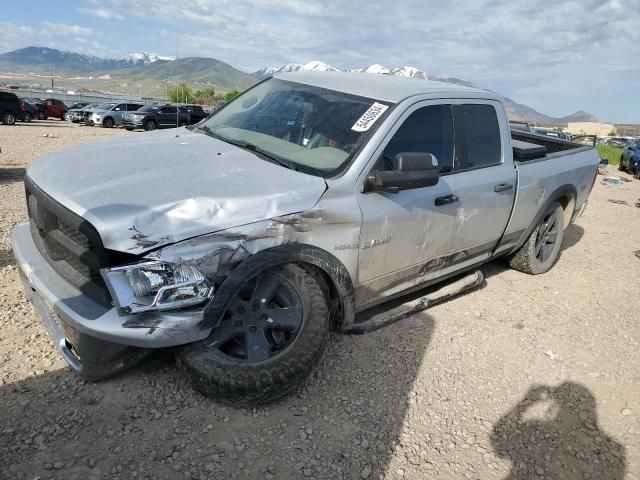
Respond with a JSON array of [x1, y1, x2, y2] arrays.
[[275, 71, 501, 104]]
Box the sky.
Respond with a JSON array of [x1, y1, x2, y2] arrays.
[[1, 0, 639, 122]]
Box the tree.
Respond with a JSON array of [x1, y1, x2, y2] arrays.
[[224, 89, 240, 102], [194, 86, 215, 105], [607, 130, 616, 136], [167, 83, 194, 103]]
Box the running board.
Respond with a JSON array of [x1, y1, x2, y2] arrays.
[[346, 270, 484, 334]]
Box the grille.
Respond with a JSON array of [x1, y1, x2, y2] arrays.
[[25, 177, 113, 307]]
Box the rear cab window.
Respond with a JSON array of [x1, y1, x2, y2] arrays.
[[453, 104, 502, 171]]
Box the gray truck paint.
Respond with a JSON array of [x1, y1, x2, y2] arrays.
[[12, 72, 599, 359]]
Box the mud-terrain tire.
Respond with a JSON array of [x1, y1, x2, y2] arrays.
[[509, 202, 565, 274], [178, 264, 329, 407]]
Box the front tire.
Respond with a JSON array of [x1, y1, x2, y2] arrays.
[[178, 264, 329, 406], [509, 203, 565, 274], [23, 112, 32, 123], [2, 111, 16, 125], [144, 120, 156, 131], [103, 116, 114, 128]]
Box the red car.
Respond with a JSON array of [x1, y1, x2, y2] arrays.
[[36, 98, 68, 120]]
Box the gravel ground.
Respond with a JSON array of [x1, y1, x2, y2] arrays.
[[1, 121, 639, 480]]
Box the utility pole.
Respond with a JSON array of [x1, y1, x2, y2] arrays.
[[175, 35, 179, 127], [50, 66, 54, 89]]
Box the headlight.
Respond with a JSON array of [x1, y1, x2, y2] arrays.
[[101, 261, 213, 314]]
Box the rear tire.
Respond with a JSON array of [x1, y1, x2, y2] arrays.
[[23, 112, 32, 123], [509, 203, 565, 274], [144, 120, 156, 131], [63, 112, 70, 121], [2, 111, 16, 125], [618, 157, 626, 171], [178, 264, 329, 407], [179, 120, 188, 127]]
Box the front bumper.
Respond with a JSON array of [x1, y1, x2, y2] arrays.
[[11, 222, 210, 378], [122, 118, 144, 128]]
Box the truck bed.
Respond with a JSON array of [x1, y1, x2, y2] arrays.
[[511, 131, 595, 161], [496, 132, 599, 256]]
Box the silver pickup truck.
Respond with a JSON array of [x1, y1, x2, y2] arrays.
[[11, 72, 599, 405]]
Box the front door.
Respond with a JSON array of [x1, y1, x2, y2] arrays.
[[356, 103, 462, 307]]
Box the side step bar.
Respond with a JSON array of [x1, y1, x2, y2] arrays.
[[346, 270, 484, 334]]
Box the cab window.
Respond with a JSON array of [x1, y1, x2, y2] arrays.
[[382, 105, 454, 173]]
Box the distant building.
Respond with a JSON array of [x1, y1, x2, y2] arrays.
[[614, 124, 640, 137], [566, 122, 615, 136]]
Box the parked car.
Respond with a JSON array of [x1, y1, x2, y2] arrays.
[[509, 120, 535, 133], [19, 99, 38, 122], [87, 102, 145, 128], [608, 137, 630, 148], [181, 104, 208, 124], [619, 138, 640, 175], [0, 91, 23, 125], [67, 103, 99, 123], [35, 98, 68, 120], [12, 73, 600, 405], [122, 103, 190, 131]]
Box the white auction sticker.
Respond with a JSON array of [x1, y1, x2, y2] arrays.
[[351, 102, 389, 132]]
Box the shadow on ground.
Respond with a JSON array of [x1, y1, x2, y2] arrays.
[[492, 382, 626, 479], [0, 248, 16, 268], [0, 167, 26, 185]]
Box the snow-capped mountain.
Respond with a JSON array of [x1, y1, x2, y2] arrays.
[[254, 61, 339, 79], [119, 52, 176, 66], [0, 46, 177, 73], [349, 64, 391, 74], [256, 61, 476, 89], [390, 66, 431, 80]]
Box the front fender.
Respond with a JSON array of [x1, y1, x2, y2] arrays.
[[200, 244, 356, 333]]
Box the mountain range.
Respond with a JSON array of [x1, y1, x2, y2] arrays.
[[0, 47, 597, 124]]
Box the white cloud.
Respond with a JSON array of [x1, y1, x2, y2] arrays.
[[0, 21, 109, 58], [41, 22, 94, 37], [77, 7, 124, 21]]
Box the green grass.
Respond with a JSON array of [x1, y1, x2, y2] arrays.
[[596, 144, 622, 166]]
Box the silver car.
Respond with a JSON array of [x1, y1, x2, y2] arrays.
[[12, 72, 599, 405], [87, 102, 145, 128]]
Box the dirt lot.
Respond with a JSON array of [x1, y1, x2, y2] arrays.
[[1, 121, 639, 480]]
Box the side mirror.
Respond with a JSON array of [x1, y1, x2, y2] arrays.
[[363, 152, 440, 193]]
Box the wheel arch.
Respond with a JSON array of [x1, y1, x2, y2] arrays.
[[200, 243, 356, 334], [510, 184, 577, 255]]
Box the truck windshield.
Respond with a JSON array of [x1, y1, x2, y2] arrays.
[[198, 78, 393, 177]]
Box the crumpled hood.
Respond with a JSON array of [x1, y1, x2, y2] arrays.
[[27, 128, 327, 254]]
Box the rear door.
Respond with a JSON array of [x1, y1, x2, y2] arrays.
[[449, 102, 516, 266], [157, 106, 177, 127], [356, 102, 462, 303]]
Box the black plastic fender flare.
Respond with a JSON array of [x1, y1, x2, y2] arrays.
[[509, 184, 577, 255], [200, 243, 356, 333]]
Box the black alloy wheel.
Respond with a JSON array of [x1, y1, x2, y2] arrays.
[[209, 270, 304, 363]]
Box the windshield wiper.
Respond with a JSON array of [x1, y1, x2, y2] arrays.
[[197, 125, 297, 171]]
